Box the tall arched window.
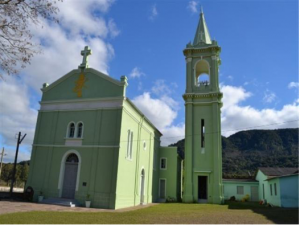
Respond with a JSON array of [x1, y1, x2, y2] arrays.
[[69, 123, 75, 138], [126, 129, 134, 160], [77, 122, 83, 138]]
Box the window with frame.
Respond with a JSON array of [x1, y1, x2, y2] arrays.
[[274, 183, 277, 196], [126, 130, 133, 159], [237, 186, 244, 195], [160, 158, 167, 170], [68, 123, 75, 138], [270, 184, 272, 196], [77, 122, 83, 138]]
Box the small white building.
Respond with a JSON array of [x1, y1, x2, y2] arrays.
[[223, 179, 259, 201], [255, 167, 299, 208], [223, 167, 299, 208]]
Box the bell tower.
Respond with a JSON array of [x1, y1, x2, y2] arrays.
[[183, 8, 223, 204]]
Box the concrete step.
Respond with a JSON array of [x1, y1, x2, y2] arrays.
[[41, 197, 81, 207]]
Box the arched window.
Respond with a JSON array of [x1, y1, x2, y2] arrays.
[[66, 153, 79, 163], [77, 122, 83, 138], [68, 123, 75, 138], [195, 60, 210, 86]]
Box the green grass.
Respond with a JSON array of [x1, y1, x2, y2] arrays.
[[0, 202, 298, 224]]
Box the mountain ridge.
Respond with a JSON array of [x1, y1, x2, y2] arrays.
[[169, 128, 299, 176]]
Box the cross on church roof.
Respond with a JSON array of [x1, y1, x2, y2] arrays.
[[79, 46, 92, 69]]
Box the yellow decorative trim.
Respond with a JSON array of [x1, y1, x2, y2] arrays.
[[73, 73, 88, 97]]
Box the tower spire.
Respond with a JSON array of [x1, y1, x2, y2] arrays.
[[193, 7, 212, 46]]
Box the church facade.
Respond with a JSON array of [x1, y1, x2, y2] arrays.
[[26, 10, 223, 209]]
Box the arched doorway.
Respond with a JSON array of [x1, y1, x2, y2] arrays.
[[61, 153, 79, 199], [140, 169, 145, 204]]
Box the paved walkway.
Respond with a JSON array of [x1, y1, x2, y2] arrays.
[[0, 200, 157, 215]]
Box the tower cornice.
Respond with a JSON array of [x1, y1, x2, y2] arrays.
[[182, 92, 223, 101], [183, 46, 221, 57]]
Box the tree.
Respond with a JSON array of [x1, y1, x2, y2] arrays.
[[19, 163, 29, 183], [0, 0, 61, 79], [1, 163, 13, 185]]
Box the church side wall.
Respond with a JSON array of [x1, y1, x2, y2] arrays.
[[26, 108, 122, 209], [114, 101, 160, 209]]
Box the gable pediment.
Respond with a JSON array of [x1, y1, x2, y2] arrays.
[[41, 68, 127, 102]]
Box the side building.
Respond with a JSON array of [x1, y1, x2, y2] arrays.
[[255, 167, 299, 208], [223, 167, 299, 208]]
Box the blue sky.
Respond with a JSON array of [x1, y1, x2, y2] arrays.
[[0, 0, 299, 163]]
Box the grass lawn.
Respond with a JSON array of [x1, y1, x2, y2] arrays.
[[0, 202, 298, 224]]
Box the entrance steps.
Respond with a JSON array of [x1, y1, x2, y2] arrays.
[[40, 198, 81, 207]]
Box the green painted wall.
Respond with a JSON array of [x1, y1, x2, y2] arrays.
[[27, 106, 122, 208], [157, 147, 181, 202], [223, 181, 259, 201], [114, 100, 161, 209]]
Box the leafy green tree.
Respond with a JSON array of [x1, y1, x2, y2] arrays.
[[1, 164, 13, 186], [20, 164, 29, 184]]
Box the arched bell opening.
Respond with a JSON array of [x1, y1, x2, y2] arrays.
[[194, 60, 210, 87]]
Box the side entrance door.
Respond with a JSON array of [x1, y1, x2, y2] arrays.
[[250, 186, 259, 202], [159, 179, 166, 201], [198, 176, 208, 203]]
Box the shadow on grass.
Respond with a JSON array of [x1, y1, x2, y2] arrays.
[[225, 201, 299, 224]]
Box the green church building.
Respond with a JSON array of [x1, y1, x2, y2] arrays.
[[26, 10, 224, 209]]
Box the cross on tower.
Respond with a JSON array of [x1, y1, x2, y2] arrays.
[[79, 46, 92, 69]]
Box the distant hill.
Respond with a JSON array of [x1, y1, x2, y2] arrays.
[[169, 128, 299, 177]]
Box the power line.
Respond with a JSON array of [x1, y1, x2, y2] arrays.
[[97, 119, 299, 144], [162, 120, 300, 139]]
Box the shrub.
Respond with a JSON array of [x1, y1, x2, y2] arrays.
[[241, 194, 250, 202], [229, 196, 236, 201]]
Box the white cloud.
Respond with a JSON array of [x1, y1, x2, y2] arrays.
[[108, 19, 120, 38], [151, 79, 172, 96], [21, 0, 117, 92], [149, 4, 158, 21], [57, 0, 115, 37], [221, 85, 252, 111], [221, 85, 299, 137], [129, 67, 145, 79], [263, 89, 276, 103], [0, 79, 37, 147], [288, 82, 299, 89], [132, 92, 184, 146], [132, 92, 177, 131], [187, 1, 198, 14]]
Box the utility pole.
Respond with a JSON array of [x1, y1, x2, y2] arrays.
[[10, 132, 26, 197], [0, 147, 6, 178]]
